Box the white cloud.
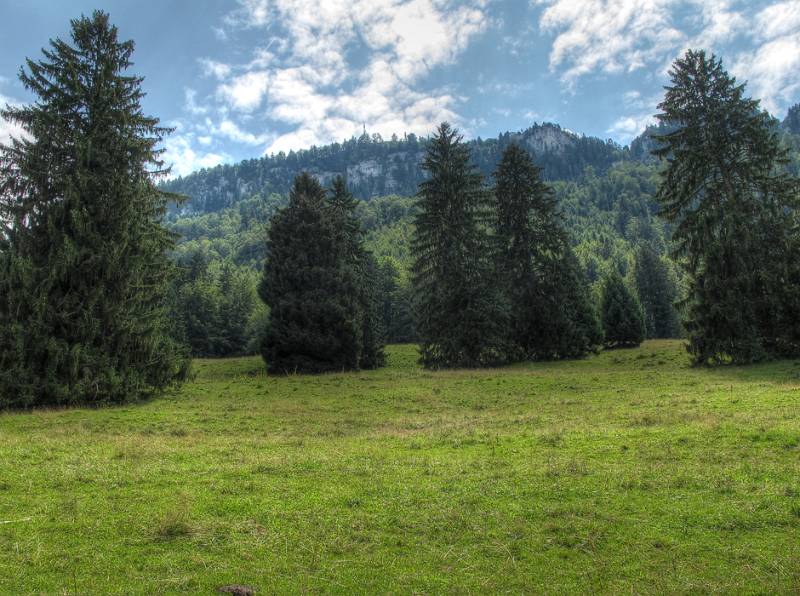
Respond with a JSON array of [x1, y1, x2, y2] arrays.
[[217, 70, 271, 112], [163, 133, 229, 178], [607, 112, 655, 142], [199, 59, 233, 80], [227, 0, 272, 27], [184, 88, 208, 116], [216, 119, 270, 145], [0, 93, 29, 146], [207, 0, 490, 155], [752, 0, 800, 40], [534, 1, 800, 127], [606, 88, 662, 143], [212, 26, 229, 42], [732, 1, 800, 115], [533, 0, 748, 87]]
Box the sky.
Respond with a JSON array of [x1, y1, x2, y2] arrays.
[[1, 0, 799, 178]]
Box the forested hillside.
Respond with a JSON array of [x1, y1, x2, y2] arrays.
[[163, 106, 800, 356], [163, 123, 624, 214]]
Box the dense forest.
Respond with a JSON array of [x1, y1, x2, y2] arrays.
[[161, 143, 667, 355], [163, 109, 800, 357]]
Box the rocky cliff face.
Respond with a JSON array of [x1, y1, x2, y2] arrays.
[[521, 123, 577, 156]]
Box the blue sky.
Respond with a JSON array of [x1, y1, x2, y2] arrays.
[[1, 0, 799, 177]]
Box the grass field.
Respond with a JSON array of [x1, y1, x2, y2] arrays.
[[1, 340, 800, 593]]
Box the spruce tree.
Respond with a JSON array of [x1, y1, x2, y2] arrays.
[[377, 258, 416, 344], [411, 122, 510, 368], [632, 244, 679, 339], [530, 247, 604, 359], [328, 176, 385, 369], [600, 271, 645, 348], [260, 173, 354, 373], [0, 12, 188, 408], [653, 50, 800, 363], [493, 143, 600, 359], [357, 252, 386, 369]]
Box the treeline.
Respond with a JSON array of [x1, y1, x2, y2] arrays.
[[165, 162, 682, 359], [260, 125, 653, 372], [168, 49, 800, 369]]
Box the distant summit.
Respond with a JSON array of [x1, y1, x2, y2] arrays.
[[163, 104, 800, 215], [782, 104, 800, 135], [163, 122, 625, 215]]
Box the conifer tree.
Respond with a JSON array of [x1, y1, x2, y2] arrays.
[[411, 123, 510, 368], [328, 176, 385, 369], [653, 50, 800, 363], [600, 271, 645, 348], [259, 173, 362, 373], [377, 258, 416, 344], [493, 143, 600, 359], [632, 244, 680, 339], [357, 252, 386, 369], [0, 12, 188, 408], [530, 247, 604, 359]]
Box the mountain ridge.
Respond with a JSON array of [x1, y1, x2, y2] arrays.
[[163, 122, 629, 215], [163, 104, 800, 216]]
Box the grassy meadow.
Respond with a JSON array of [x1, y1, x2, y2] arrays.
[[1, 340, 800, 593]]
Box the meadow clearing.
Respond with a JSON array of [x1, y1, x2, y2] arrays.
[[1, 340, 799, 593]]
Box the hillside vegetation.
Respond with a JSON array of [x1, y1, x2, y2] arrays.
[[2, 341, 800, 592], [162, 123, 625, 213]]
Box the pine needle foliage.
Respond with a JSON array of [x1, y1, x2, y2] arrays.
[[328, 176, 385, 369], [632, 244, 680, 339], [600, 271, 645, 348], [0, 11, 189, 408], [411, 123, 510, 368], [653, 50, 800, 364], [493, 143, 602, 359], [259, 173, 385, 374]]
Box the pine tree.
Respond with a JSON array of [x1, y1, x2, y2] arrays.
[[328, 176, 385, 369], [260, 173, 355, 373], [632, 244, 680, 339], [376, 258, 416, 344], [653, 50, 800, 364], [493, 143, 600, 359], [411, 122, 510, 368], [530, 247, 604, 359], [357, 252, 385, 369], [0, 11, 188, 408], [600, 271, 645, 348]]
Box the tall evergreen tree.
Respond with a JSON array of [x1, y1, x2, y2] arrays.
[[493, 143, 600, 359], [376, 258, 416, 344], [529, 247, 604, 359], [259, 173, 362, 373], [600, 271, 646, 348], [328, 176, 385, 369], [411, 123, 510, 368], [0, 12, 188, 408], [653, 50, 800, 363], [632, 244, 680, 339]]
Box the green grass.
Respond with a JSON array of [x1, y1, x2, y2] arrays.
[[2, 340, 800, 593]]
